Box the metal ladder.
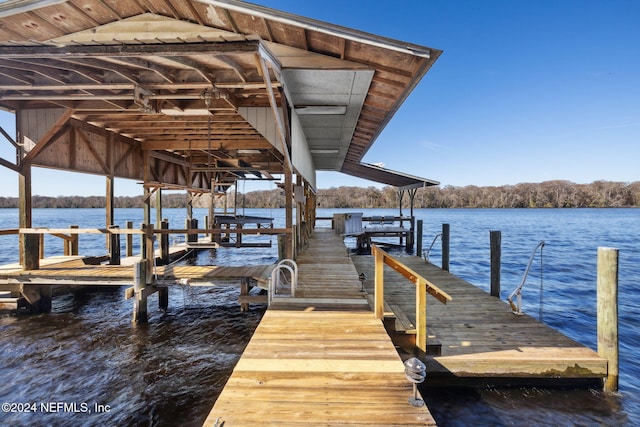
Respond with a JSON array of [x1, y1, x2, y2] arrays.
[[268, 259, 298, 306]]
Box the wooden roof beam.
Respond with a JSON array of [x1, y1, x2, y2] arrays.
[[0, 40, 262, 59], [113, 57, 176, 84], [142, 139, 272, 151], [55, 57, 140, 84], [10, 58, 105, 85], [0, 59, 67, 85]]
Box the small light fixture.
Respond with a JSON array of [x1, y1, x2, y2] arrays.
[[295, 105, 347, 115], [310, 149, 340, 154], [358, 272, 367, 292], [404, 357, 426, 407]]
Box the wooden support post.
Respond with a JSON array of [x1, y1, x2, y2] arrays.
[[186, 191, 193, 221], [67, 225, 79, 256], [125, 221, 133, 257], [213, 219, 221, 245], [597, 247, 619, 392], [236, 223, 243, 248], [185, 218, 198, 244], [406, 216, 415, 251], [18, 162, 32, 266], [160, 219, 169, 264], [240, 277, 250, 312], [143, 224, 155, 283], [442, 223, 450, 272], [133, 260, 148, 323], [158, 287, 169, 312], [416, 220, 423, 258], [416, 277, 427, 354], [285, 169, 293, 259], [142, 188, 151, 258], [155, 189, 162, 228], [64, 231, 70, 256], [208, 195, 215, 242], [22, 233, 40, 271], [140, 222, 147, 260], [143, 188, 151, 225], [39, 286, 52, 313], [106, 175, 114, 250], [374, 246, 384, 319], [407, 188, 417, 251], [108, 225, 121, 265], [39, 234, 44, 260], [277, 235, 286, 260], [292, 224, 298, 259], [490, 230, 501, 298], [22, 285, 51, 313]]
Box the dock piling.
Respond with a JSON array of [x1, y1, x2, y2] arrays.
[[597, 247, 619, 392], [490, 230, 501, 298], [442, 223, 450, 271], [416, 220, 423, 258], [125, 221, 133, 257], [160, 219, 169, 264], [133, 260, 148, 323], [158, 287, 169, 312], [22, 233, 40, 271], [108, 225, 121, 265]]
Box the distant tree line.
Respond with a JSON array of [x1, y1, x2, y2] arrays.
[[0, 180, 638, 209]]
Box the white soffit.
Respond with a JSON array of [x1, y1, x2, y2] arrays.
[[282, 68, 374, 171]]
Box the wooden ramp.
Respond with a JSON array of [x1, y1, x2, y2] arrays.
[[352, 255, 608, 380], [205, 228, 436, 426]]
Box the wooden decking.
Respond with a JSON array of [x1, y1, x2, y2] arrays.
[[351, 255, 608, 380], [204, 228, 436, 426], [0, 252, 275, 312], [0, 257, 275, 287]]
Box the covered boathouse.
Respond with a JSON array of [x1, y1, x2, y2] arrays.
[[0, 2, 612, 426], [0, 2, 449, 424], [0, 0, 441, 265]]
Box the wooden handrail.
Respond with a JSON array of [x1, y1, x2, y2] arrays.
[[372, 244, 452, 353]]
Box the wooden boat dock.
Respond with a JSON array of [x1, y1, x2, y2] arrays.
[[204, 227, 436, 426], [0, 226, 611, 424], [0, 245, 275, 314], [351, 254, 608, 382]]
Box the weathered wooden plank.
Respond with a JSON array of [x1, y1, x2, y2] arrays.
[[205, 228, 435, 425], [352, 254, 608, 379], [207, 311, 435, 425]]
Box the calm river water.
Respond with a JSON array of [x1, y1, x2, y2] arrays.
[[0, 207, 638, 426]]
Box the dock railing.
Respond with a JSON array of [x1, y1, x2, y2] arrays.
[[371, 244, 452, 353]]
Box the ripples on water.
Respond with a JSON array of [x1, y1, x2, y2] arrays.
[[1, 286, 265, 427], [0, 208, 638, 426]]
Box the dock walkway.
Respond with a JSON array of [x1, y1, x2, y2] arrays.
[[351, 255, 608, 380], [204, 228, 436, 426]]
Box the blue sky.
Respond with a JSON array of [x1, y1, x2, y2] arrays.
[[0, 0, 638, 196]]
